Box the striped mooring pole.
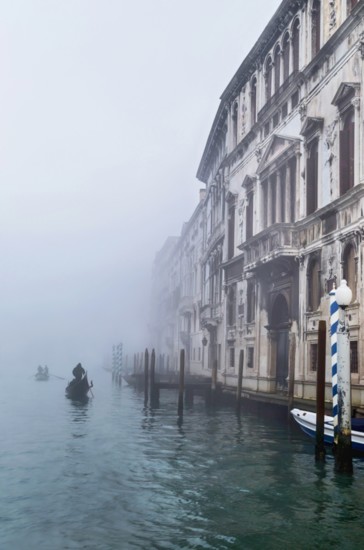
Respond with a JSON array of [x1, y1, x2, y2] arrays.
[[329, 286, 339, 445]]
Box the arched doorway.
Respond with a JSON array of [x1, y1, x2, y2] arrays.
[[271, 294, 290, 391]]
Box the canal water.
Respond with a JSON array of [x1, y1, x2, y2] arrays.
[[2, 370, 364, 550]]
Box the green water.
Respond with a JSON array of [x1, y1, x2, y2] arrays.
[[1, 371, 364, 549]]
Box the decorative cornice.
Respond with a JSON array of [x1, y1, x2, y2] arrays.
[[196, 0, 308, 183]]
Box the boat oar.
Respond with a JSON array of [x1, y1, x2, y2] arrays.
[[50, 374, 66, 380]]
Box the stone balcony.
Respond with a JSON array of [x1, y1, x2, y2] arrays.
[[200, 303, 223, 328], [239, 223, 299, 272], [203, 220, 224, 261], [178, 295, 194, 314]]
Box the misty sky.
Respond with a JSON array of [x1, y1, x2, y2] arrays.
[[0, 0, 280, 374]]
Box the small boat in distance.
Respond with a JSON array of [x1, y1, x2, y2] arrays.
[[35, 365, 49, 381], [291, 408, 364, 452], [65, 363, 93, 401]]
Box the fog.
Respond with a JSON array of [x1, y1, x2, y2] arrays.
[[0, 0, 280, 375]]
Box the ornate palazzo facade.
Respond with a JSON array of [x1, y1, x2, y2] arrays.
[[151, 0, 364, 407]]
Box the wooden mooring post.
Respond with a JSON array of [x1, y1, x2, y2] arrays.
[[150, 348, 159, 407], [287, 333, 296, 418], [315, 320, 326, 461], [144, 348, 149, 405], [211, 359, 218, 406], [236, 350, 244, 414], [177, 349, 185, 417]]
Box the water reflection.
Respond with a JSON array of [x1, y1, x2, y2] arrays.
[[67, 398, 91, 439], [4, 378, 364, 549], [141, 405, 157, 431]]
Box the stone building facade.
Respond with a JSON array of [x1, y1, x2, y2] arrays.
[[151, 0, 364, 407]]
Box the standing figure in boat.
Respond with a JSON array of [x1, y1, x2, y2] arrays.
[[65, 362, 93, 400], [72, 363, 85, 382], [35, 365, 49, 381]]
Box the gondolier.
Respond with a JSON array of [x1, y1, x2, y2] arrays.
[[66, 363, 93, 400], [72, 363, 85, 381]]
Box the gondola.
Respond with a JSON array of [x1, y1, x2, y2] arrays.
[[35, 371, 49, 381], [65, 364, 93, 400], [35, 366, 49, 381]]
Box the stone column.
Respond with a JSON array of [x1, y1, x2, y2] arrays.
[[285, 162, 291, 223], [267, 177, 272, 227], [256, 177, 262, 233], [276, 170, 282, 223]]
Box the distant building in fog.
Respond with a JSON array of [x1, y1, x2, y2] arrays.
[[151, 0, 364, 408]]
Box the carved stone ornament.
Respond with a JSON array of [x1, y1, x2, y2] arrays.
[[352, 97, 360, 110], [324, 118, 338, 151], [255, 146, 262, 163], [295, 253, 305, 268], [298, 102, 307, 121], [241, 101, 246, 136], [359, 32, 364, 59], [329, 1, 336, 32]]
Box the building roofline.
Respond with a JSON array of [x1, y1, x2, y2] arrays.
[[196, 0, 306, 183]]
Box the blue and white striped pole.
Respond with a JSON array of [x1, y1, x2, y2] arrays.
[[330, 286, 339, 444]]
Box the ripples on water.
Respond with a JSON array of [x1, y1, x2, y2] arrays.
[[1, 372, 364, 549]]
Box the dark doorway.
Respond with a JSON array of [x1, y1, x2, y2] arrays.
[[271, 294, 290, 391]]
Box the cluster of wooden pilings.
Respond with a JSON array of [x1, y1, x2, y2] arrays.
[[109, 344, 251, 422], [121, 347, 248, 420]]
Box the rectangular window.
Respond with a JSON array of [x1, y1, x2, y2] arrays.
[[246, 192, 253, 239], [311, 1, 321, 58], [340, 108, 355, 196], [247, 347, 254, 369], [198, 347, 201, 361], [310, 343, 318, 372], [273, 113, 279, 128], [229, 347, 235, 369], [351, 341, 358, 374], [291, 91, 299, 108], [306, 139, 318, 215], [282, 102, 288, 119], [228, 205, 235, 259], [264, 122, 270, 137], [247, 281, 256, 323], [227, 284, 237, 326]]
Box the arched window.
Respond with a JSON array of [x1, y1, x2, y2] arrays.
[[251, 77, 257, 125], [306, 139, 319, 215], [348, 0, 358, 14], [311, 0, 321, 58], [340, 107, 355, 195], [274, 46, 281, 93], [282, 32, 290, 81], [265, 56, 273, 101], [292, 19, 300, 72], [343, 244, 356, 301], [308, 258, 321, 311]]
